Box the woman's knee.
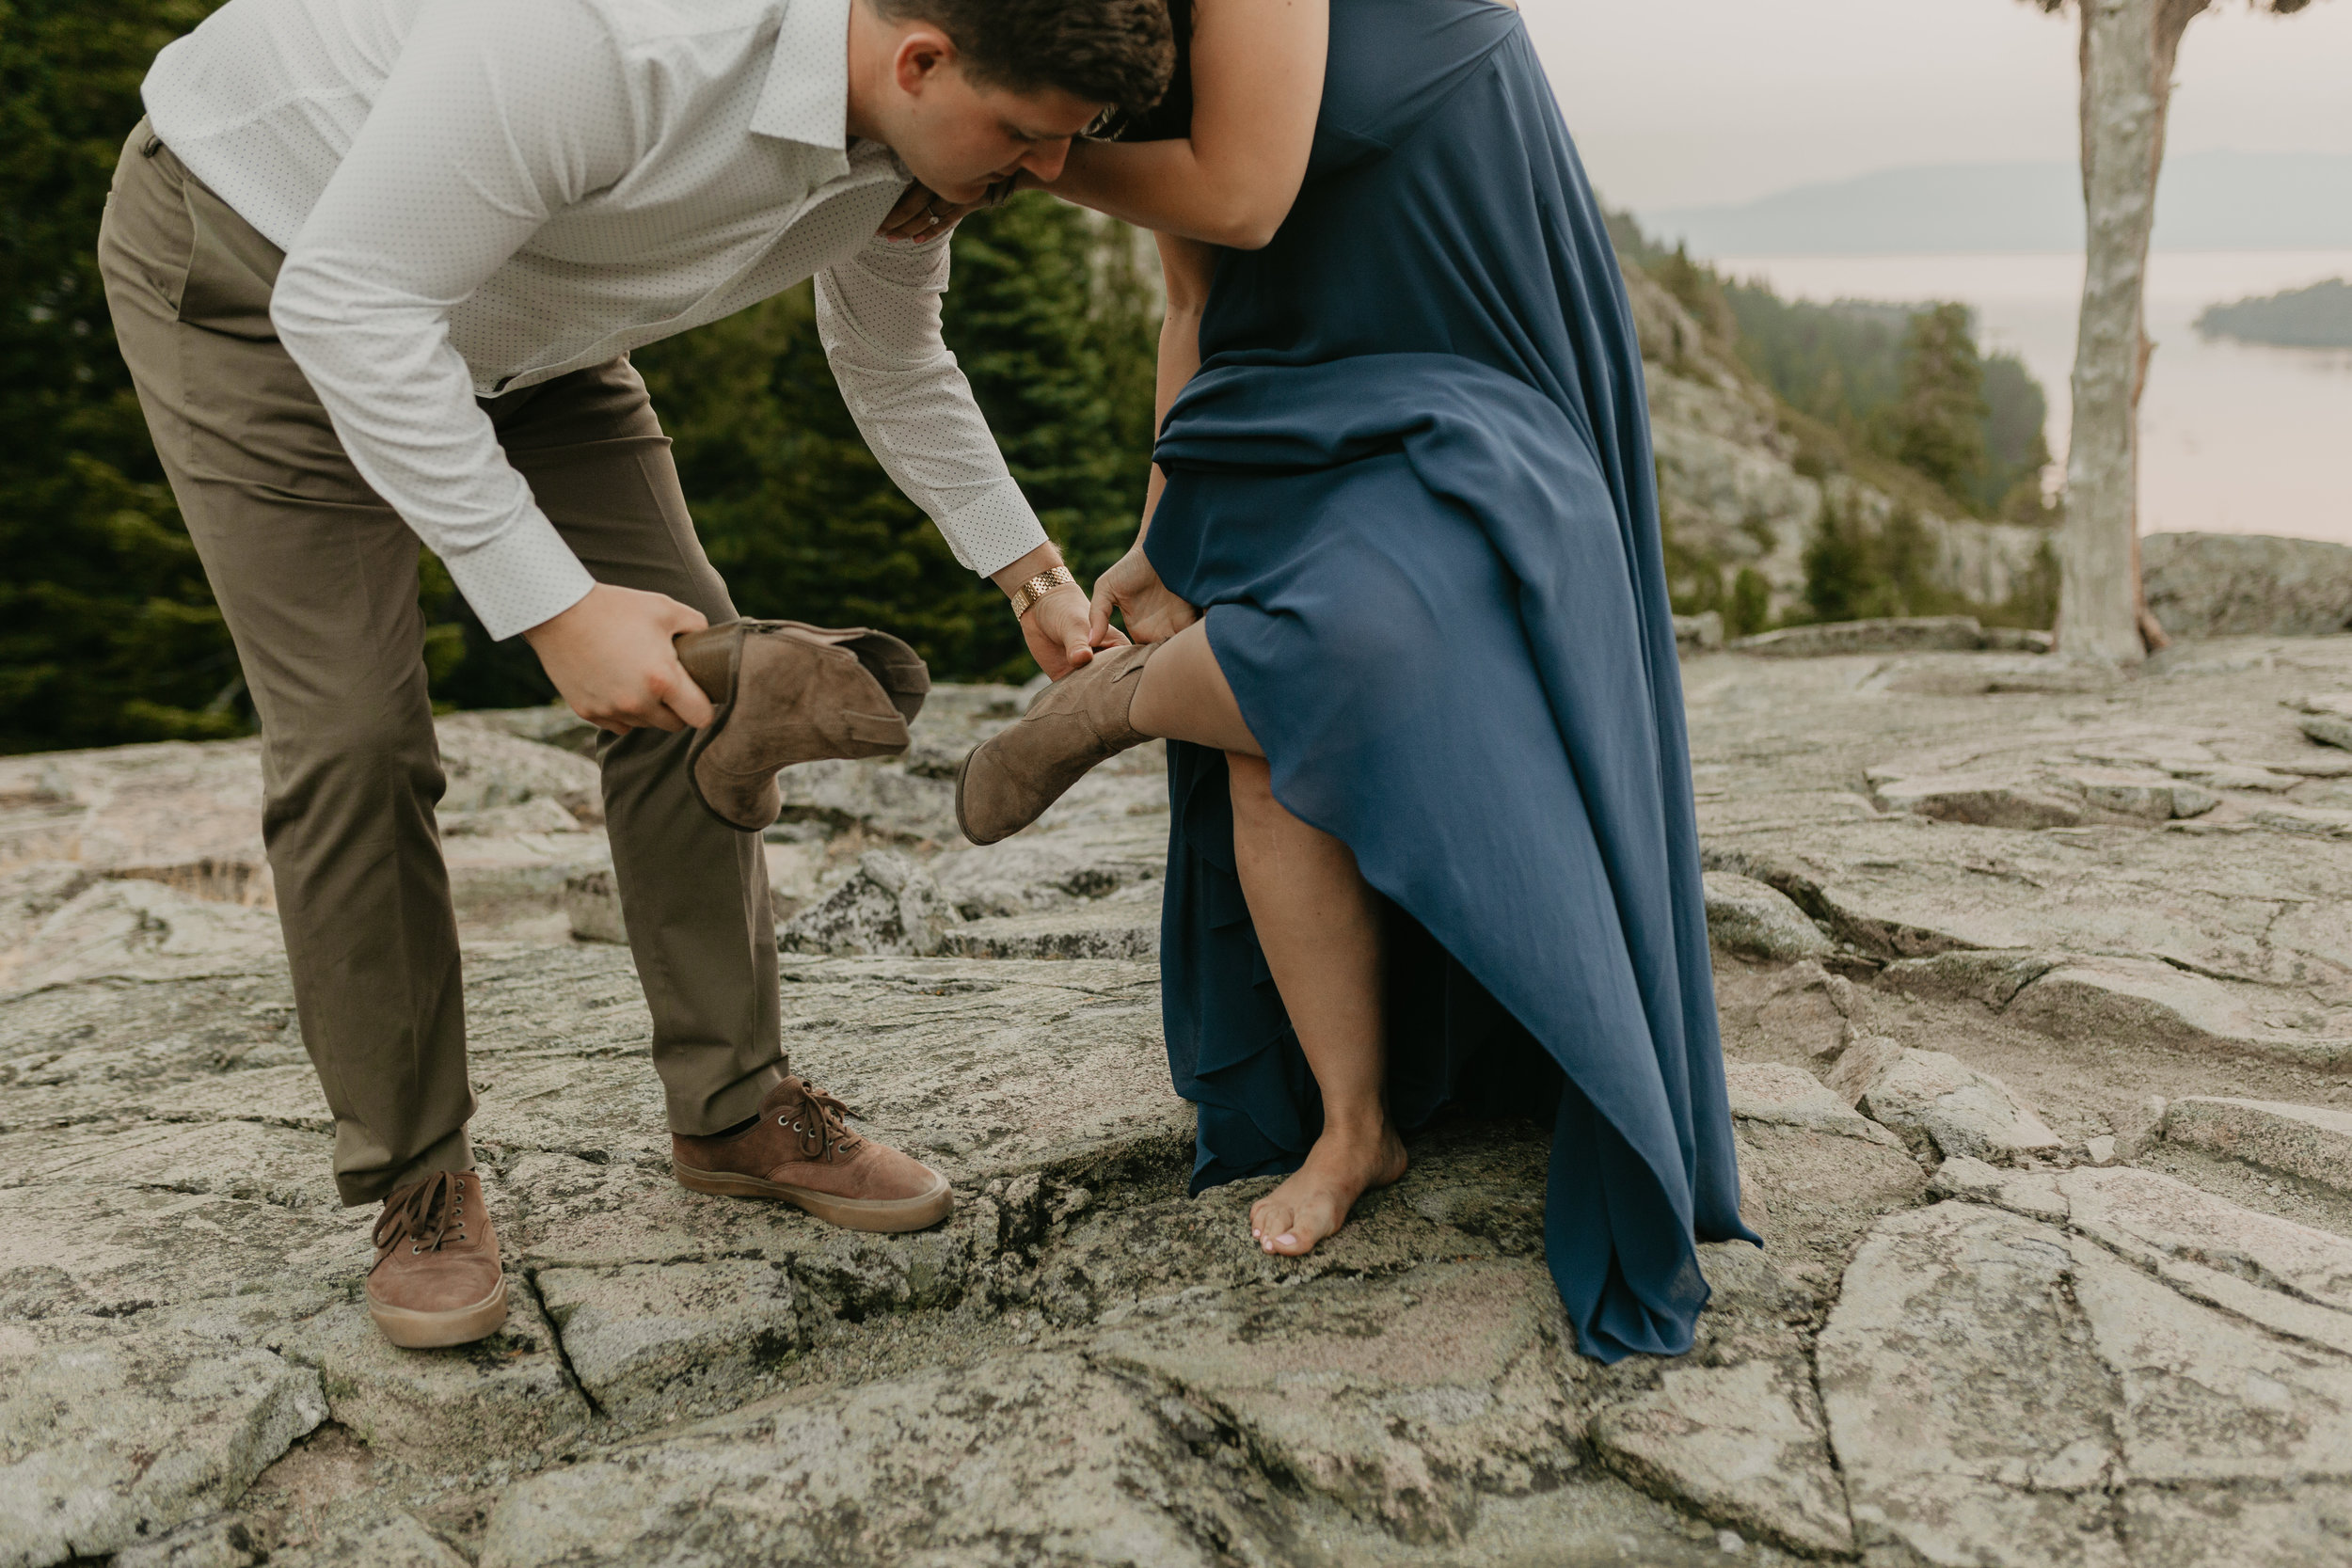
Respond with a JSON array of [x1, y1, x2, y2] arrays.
[[1226, 752, 1276, 815]]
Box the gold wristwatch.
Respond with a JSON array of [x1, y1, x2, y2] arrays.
[[1009, 565, 1079, 619]]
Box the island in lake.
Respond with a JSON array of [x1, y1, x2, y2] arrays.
[[2196, 276, 2352, 349]]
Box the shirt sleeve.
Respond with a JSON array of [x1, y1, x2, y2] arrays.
[[267, 0, 640, 640], [815, 232, 1050, 578]]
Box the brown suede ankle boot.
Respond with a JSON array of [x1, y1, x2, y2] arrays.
[[954, 641, 1158, 845], [366, 1169, 508, 1349], [672, 1076, 953, 1232], [675, 619, 930, 832]]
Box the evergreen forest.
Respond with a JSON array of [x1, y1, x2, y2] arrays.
[[1616, 223, 2054, 527], [1, 0, 1159, 751], [1724, 289, 2052, 521], [1613, 215, 2059, 635], [3, 0, 2057, 752]]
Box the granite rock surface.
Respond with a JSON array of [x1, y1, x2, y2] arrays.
[[2143, 531, 2352, 640], [9, 635, 2352, 1562]]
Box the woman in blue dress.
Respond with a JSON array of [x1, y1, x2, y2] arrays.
[[941, 0, 1755, 1362]]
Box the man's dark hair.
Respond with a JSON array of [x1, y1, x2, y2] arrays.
[[876, 0, 1175, 114]]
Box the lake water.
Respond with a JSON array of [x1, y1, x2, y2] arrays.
[[1711, 251, 2352, 546]]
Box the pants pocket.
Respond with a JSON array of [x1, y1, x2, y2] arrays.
[[100, 119, 196, 320], [175, 171, 284, 340]]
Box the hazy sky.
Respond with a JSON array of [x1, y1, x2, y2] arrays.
[[1521, 0, 2352, 213]]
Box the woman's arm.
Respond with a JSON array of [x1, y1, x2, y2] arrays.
[[1089, 232, 1216, 644], [1048, 0, 1327, 250], [1138, 232, 1216, 532]]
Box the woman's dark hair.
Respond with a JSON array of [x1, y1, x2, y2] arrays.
[[873, 0, 1176, 114]]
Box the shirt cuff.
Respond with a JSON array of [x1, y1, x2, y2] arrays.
[[938, 480, 1051, 578], [440, 505, 599, 641]]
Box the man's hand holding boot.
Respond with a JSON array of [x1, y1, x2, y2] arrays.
[[525, 583, 717, 735]]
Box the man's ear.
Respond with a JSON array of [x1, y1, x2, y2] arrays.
[[891, 27, 959, 98]]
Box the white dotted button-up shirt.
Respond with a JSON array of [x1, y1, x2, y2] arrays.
[[143, 0, 1052, 639]]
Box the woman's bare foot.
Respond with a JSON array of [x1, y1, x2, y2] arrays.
[[1249, 1122, 1408, 1257]]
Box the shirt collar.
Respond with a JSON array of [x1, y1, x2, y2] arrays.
[[751, 0, 853, 172]]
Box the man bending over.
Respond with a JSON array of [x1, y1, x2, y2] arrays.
[[99, 0, 1170, 1348]]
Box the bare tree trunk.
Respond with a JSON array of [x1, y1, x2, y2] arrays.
[[2059, 0, 2203, 662]]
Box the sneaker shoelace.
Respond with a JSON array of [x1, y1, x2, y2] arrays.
[[781, 1083, 864, 1162], [373, 1169, 469, 1256]]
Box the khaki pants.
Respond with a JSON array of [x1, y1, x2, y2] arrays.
[[98, 122, 785, 1206]]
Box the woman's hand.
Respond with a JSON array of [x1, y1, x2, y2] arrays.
[[1024, 584, 1129, 681], [991, 541, 1128, 681], [1090, 545, 1200, 646]]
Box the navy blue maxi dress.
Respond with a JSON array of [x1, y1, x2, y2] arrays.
[[1143, 0, 1756, 1363]]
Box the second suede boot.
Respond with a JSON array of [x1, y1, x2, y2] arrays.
[[675, 620, 930, 832]]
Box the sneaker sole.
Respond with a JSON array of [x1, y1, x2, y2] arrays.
[[366, 1274, 509, 1350], [672, 1162, 955, 1233]]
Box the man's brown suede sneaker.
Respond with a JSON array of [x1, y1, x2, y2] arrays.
[[675, 619, 930, 832], [673, 1076, 953, 1232], [366, 1169, 508, 1349], [955, 640, 1159, 845]]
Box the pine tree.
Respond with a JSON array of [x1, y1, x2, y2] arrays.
[[1802, 489, 1891, 625], [1883, 303, 1989, 509], [1979, 352, 2053, 516], [941, 195, 1160, 586]]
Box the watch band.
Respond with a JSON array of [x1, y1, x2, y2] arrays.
[[1009, 565, 1079, 619]]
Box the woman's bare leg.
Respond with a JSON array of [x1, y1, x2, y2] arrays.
[[1226, 755, 1407, 1253], [1128, 621, 1262, 757], [1128, 626, 1406, 1255]]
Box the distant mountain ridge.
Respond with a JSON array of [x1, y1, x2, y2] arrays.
[[1645, 151, 2352, 257]]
